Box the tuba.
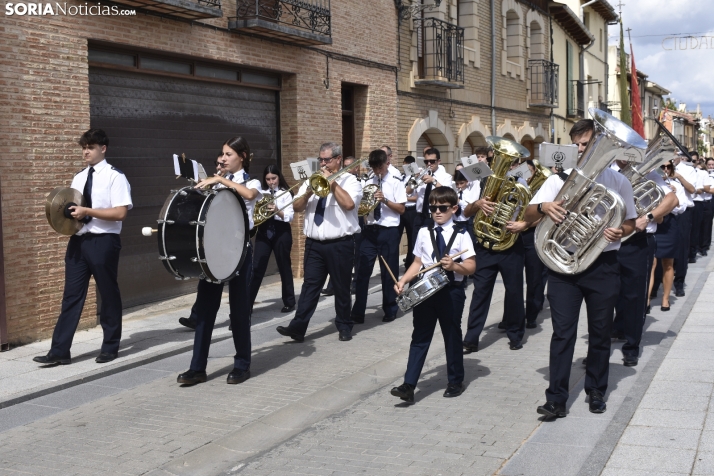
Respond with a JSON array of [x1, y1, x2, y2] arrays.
[[473, 136, 532, 251], [535, 108, 647, 275], [618, 119, 689, 219], [527, 159, 552, 195]]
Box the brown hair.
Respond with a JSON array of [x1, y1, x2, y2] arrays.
[[428, 186, 458, 206]]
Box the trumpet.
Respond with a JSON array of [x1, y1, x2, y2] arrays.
[[253, 158, 367, 226], [360, 171, 375, 181], [406, 168, 432, 189]]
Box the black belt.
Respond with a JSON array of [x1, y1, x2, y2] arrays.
[[364, 224, 397, 231], [306, 235, 353, 244]]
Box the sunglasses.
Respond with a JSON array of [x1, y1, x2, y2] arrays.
[[423, 160, 437, 165], [319, 155, 340, 163], [428, 205, 452, 213]]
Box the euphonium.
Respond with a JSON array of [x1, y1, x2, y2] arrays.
[[618, 119, 689, 218], [527, 159, 552, 194], [534, 108, 647, 275], [358, 176, 382, 217], [473, 136, 532, 251]]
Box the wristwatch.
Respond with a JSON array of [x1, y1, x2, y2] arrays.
[[537, 203, 545, 215], [646, 212, 655, 222]]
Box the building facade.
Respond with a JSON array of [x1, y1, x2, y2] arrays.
[[0, 0, 400, 344]]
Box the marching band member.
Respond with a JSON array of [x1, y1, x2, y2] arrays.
[[611, 160, 678, 367], [176, 136, 262, 386], [400, 155, 419, 270], [407, 147, 453, 239], [381, 145, 403, 179], [452, 170, 476, 235], [672, 151, 697, 296], [391, 187, 476, 403], [694, 160, 714, 257], [701, 158, 714, 254], [34, 129, 132, 366], [688, 151, 707, 264], [250, 165, 296, 314], [522, 160, 548, 329], [525, 119, 636, 418], [277, 143, 363, 342], [351, 149, 406, 323]]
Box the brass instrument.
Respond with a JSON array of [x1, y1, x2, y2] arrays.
[[406, 168, 432, 189], [534, 108, 647, 275], [527, 159, 552, 194], [253, 158, 367, 226], [473, 136, 532, 251], [253, 170, 308, 227], [360, 171, 375, 181], [358, 176, 382, 217]]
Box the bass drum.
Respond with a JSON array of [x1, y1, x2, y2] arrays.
[[157, 186, 249, 283]]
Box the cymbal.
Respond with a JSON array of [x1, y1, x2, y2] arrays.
[[45, 187, 85, 236]]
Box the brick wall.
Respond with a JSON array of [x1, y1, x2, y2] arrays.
[[0, 0, 398, 344]]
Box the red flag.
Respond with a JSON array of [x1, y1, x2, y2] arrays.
[[630, 44, 645, 137]]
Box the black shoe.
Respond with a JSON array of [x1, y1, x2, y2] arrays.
[[701, 250, 708, 256], [321, 288, 334, 296], [689, 257, 697, 264], [33, 353, 71, 365], [390, 383, 415, 404], [226, 369, 250, 385], [276, 326, 304, 342], [338, 330, 352, 341], [178, 317, 197, 330], [588, 390, 607, 413], [675, 289, 685, 297], [509, 340, 523, 350], [661, 305, 670, 311], [351, 315, 365, 324], [623, 355, 638, 367], [526, 321, 537, 329], [382, 315, 397, 323], [95, 352, 117, 363], [537, 401, 567, 419], [443, 383, 464, 398], [177, 370, 207, 385], [582, 357, 587, 366], [497, 321, 506, 330], [645, 305, 651, 315], [280, 305, 295, 313], [463, 342, 479, 354]]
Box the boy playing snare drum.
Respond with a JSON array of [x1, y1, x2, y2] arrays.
[[392, 187, 476, 404]]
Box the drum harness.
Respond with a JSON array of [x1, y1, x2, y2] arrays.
[[426, 225, 460, 284]]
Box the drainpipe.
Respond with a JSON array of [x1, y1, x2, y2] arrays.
[[490, 0, 496, 134], [579, 0, 597, 110], [549, 14, 555, 142], [0, 179, 7, 351]]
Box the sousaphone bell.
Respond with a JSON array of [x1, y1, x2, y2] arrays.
[[45, 187, 86, 235]]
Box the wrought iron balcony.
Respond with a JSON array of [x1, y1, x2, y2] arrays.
[[567, 80, 585, 118], [110, 0, 221, 20], [414, 17, 464, 89], [528, 59, 559, 108], [229, 0, 331, 46]]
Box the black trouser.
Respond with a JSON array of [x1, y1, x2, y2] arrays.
[[689, 201, 704, 260], [351, 225, 400, 319], [324, 218, 362, 293], [545, 251, 620, 404], [613, 232, 652, 358], [522, 228, 548, 323], [400, 206, 418, 269], [674, 206, 693, 291], [190, 244, 253, 372], [699, 199, 713, 252], [50, 233, 123, 358], [250, 221, 295, 308], [286, 236, 355, 336], [404, 282, 466, 387], [463, 240, 526, 346]]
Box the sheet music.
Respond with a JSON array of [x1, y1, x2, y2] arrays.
[[539, 143, 578, 170], [416, 157, 426, 169], [289, 160, 312, 181], [402, 163, 420, 177], [506, 162, 532, 181], [459, 162, 493, 182], [306, 157, 320, 174], [461, 155, 480, 167]]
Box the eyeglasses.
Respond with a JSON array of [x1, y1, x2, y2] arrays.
[[423, 160, 437, 165], [428, 205, 451, 213], [319, 155, 340, 163]]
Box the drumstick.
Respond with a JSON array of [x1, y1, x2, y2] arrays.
[[379, 255, 399, 285], [420, 249, 469, 274]]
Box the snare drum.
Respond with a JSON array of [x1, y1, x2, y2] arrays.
[[156, 186, 249, 283], [396, 269, 450, 312]]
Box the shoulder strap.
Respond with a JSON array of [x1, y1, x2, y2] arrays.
[[428, 225, 460, 261], [557, 171, 569, 182]]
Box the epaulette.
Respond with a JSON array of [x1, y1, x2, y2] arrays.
[[243, 171, 250, 181], [457, 227, 467, 234], [111, 166, 125, 174]]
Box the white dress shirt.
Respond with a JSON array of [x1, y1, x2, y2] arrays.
[[218, 169, 262, 231], [388, 164, 403, 180], [694, 168, 711, 201], [676, 162, 698, 207], [665, 178, 687, 216], [262, 187, 294, 223], [299, 173, 363, 240], [704, 174, 714, 201], [364, 171, 407, 227], [70, 159, 133, 235], [415, 168, 454, 213], [645, 171, 673, 234], [453, 183, 478, 222], [412, 218, 475, 283], [529, 167, 637, 252]]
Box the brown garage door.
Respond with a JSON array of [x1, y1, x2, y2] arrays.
[[89, 67, 279, 309]]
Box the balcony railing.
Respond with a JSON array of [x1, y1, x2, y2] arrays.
[[109, 0, 222, 20], [528, 59, 558, 108], [229, 0, 331, 46], [414, 17, 464, 89], [567, 80, 585, 118]]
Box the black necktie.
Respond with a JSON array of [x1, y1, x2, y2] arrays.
[[435, 226, 455, 282], [459, 190, 463, 200], [422, 183, 433, 216], [456, 190, 463, 217], [315, 197, 326, 226], [227, 173, 234, 181], [373, 200, 382, 221], [83, 167, 94, 209]]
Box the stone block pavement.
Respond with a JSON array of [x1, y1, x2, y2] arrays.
[[0, 254, 712, 476]]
